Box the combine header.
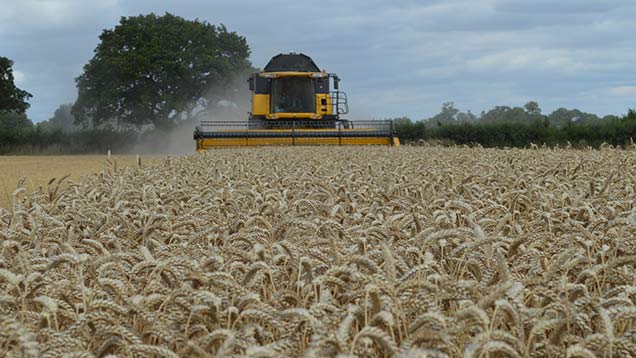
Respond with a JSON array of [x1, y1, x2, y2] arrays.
[[194, 53, 399, 150]]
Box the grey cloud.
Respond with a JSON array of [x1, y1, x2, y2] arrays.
[[494, 0, 634, 14]]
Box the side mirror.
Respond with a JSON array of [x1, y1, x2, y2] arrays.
[[248, 77, 254, 91], [334, 78, 339, 90]]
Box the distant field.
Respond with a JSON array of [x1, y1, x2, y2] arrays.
[[0, 155, 143, 208]]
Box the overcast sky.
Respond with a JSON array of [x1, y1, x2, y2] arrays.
[[1, 0, 635, 122]]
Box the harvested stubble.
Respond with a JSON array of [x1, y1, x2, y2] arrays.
[[1, 146, 636, 357]]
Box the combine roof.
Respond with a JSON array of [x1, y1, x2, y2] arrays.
[[263, 53, 320, 72]]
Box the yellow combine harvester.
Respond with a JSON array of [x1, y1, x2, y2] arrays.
[[194, 53, 400, 150]]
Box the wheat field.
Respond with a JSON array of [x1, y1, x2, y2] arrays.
[[1, 146, 635, 357], [0, 155, 141, 209]]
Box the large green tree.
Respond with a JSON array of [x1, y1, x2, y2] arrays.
[[0, 56, 32, 114], [72, 13, 251, 129]]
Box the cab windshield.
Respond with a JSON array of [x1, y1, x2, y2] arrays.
[[271, 77, 315, 113]]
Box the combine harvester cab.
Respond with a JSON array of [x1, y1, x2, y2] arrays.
[[194, 53, 400, 150]]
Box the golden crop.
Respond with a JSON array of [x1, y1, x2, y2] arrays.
[[1, 146, 635, 357], [0, 155, 141, 209]]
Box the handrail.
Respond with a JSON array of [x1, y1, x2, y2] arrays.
[[330, 91, 349, 115]]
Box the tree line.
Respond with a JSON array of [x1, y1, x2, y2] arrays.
[[393, 102, 636, 148]]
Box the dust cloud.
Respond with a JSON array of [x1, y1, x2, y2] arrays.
[[131, 72, 252, 155]]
